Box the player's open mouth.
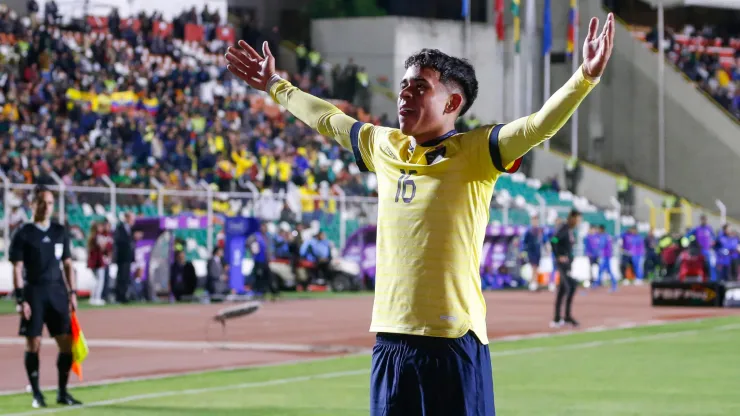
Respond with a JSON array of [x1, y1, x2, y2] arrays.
[[399, 107, 415, 116]]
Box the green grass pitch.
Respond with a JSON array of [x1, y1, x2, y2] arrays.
[[1, 316, 738, 415]]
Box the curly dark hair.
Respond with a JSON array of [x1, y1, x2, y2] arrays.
[[404, 48, 479, 117]]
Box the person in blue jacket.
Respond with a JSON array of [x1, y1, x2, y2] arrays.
[[584, 225, 601, 285], [523, 216, 545, 290], [687, 215, 717, 281], [596, 225, 618, 291], [716, 225, 739, 281], [621, 227, 645, 284], [300, 230, 333, 285]]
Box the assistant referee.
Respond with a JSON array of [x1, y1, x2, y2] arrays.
[[551, 209, 582, 328], [10, 185, 82, 408]]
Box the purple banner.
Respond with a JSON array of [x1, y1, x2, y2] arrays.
[[134, 238, 156, 282], [341, 226, 377, 281]]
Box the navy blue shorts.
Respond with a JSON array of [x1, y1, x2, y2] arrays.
[[370, 331, 495, 416]]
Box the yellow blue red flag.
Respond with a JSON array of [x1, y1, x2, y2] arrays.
[[566, 0, 577, 59]]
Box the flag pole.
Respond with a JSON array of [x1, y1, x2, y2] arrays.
[[513, 0, 521, 118], [464, 0, 472, 60], [542, 0, 551, 150], [657, 0, 666, 189], [525, 0, 536, 115], [570, 0, 579, 158], [543, 53, 551, 150]]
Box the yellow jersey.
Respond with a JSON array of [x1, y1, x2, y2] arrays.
[[351, 123, 521, 342], [270, 66, 598, 344]]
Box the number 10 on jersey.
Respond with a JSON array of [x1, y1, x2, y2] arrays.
[[395, 169, 417, 203]]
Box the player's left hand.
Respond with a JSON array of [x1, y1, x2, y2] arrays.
[[582, 13, 615, 79], [69, 293, 78, 312]]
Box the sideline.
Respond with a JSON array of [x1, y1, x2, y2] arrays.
[[4, 321, 738, 416], [0, 317, 729, 397], [0, 337, 369, 354]]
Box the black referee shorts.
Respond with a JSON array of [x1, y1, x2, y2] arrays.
[[19, 284, 71, 338]]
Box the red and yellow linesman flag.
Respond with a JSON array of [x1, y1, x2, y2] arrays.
[[511, 0, 520, 53], [566, 0, 578, 59], [70, 312, 89, 380]]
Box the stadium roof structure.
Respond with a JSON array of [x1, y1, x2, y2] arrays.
[[640, 0, 740, 10]]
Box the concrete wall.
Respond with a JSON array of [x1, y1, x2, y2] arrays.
[[311, 16, 513, 122], [227, 0, 311, 29], [530, 147, 734, 230]]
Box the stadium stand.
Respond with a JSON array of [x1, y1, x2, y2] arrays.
[[630, 23, 739, 120]]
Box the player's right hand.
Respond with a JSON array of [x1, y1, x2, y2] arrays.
[[225, 40, 276, 92], [18, 302, 31, 320]]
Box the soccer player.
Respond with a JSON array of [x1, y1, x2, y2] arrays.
[[226, 13, 614, 416], [10, 186, 82, 408], [551, 209, 582, 328]]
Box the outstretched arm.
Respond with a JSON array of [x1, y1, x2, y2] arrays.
[[225, 40, 357, 150], [497, 14, 615, 169], [267, 76, 357, 150]]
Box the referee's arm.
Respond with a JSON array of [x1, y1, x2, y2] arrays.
[[9, 228, 28, 314], [61, 231, 77, 310]]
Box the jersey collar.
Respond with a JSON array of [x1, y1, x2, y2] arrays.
[[419, 129, 458, 148]]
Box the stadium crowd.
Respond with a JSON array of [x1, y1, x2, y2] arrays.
[[0, 3, 382, 221], [642, 22, 740, 119]]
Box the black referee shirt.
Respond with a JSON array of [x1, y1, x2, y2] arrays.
[[9, 222, 71, 286]]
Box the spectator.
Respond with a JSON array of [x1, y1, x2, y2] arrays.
[[247, 222, 278, 298], [87, 222, 108, 306], [300, 230, 332, 285], [206, 246, 228, 297], [170, 250, 197, 301]]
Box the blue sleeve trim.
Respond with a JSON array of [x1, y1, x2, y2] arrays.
[[350, 121, 370, 173], [488, 124, 506, 172], [488, 124, 522, 173]]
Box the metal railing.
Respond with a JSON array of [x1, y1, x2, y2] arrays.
[[0, 182, 590, 260]]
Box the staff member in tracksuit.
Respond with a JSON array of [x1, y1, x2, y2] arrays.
[[523, 216, 545, 291], [597, 225, 618, 291], [688, 215, 717, 281], [551, 209, 581, 328], [10, 186, 82, 409], [584, 226, 601, 286], [248, 222, 278, 299]]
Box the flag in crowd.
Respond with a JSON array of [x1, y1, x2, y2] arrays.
[[542, 0, 552, 56], [566, 0, 578, 59], [495, 0, 505, 41], [511, 0, 521, 53]]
